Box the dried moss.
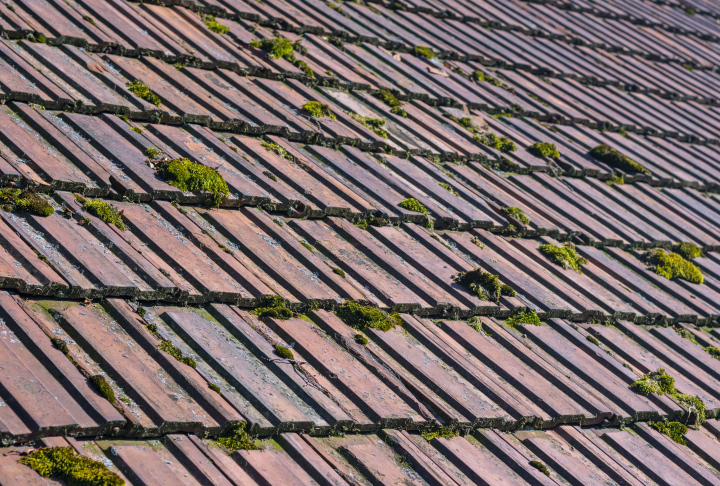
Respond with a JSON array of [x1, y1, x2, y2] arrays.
[[398, 198, 427, 216], [0, 189, 54, 216], [377, 89, 407, 117], [89, 375, 115, 403], [214, 422, 259, 452], [413, 45, 436, 59], [349, 112, 388, 139], [505, 310, 541, 327], [529, 460, 550, 477], [674, 393, 706, 426], [642, 249, 703, 284], [474, 132, 515, 152], [589, 144, 650, 175], [528, 142, 560, 159], [333, 267, 346, 278], [421, 425, 457, 441], [336, 301, 401, 332], [672, 242, 703, 260], [467, 316, 484, 333], [586, 335, 600, 346], [158, 340, 196, 369], [202, 14, 229, 34], [505, 206, 529, 225], [262, 141, 293, 160], [454, 269, 515, 303], [19, 446, 124, 486], [83, 200, 126, 230], [650, 421, 687, 445], [706, 346, 720, 359], [126, 79, 161, 107], [539, 243, 587, 273], [302, 101, 336, 119], [274, 344, 294, 360], [154, 157, 229, 207], [631, 368, 675, 395]]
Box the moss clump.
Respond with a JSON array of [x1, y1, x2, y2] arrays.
[[474, 132, 515, 152], [83, 15, 96, 26], [82, 200, 126, 230], [398, 198, 428, 216], [274, 344, 294, 360], [299, 241, 314, 253], [209, 383, 221, 394], [19, 446, 124, 486], [214, 422, 259, 452], [674, 393, 706, 426], [89, 375, 115, 403], [605, 173, 624, 185], [145, 147, 163, 158], [154, 157, 229, 207], [452, 116, 474, 131], [413, 45, 436, 59], [505, 310, 541, 327], [505, 206, 529, 225], [528, 142, 560, 159], [302, 101, 336, 119], [126, 79, 161, 107], [251, 297, 292, 320], [158, 340, 196, 369], [131, 127, 142, 134], [349, 112, 388, 139], [642, 249, 703, 284], [589, 144, 650, 175], [336, 301, 401, 332], [539, 243, 587, 273], [421, 425, 457, 441], [706, 346, 720, 359], [529, 460, 550, 477], [438, 182, 459, 196], [650, 421, 687, 445], [0, 189, 54, 216], [473, 70, 502, 87], [672, 242, 703, 261], [587, 335, 600, 346], [467, 316, 484, 333], [675, 326, 698, 344], [454, 269, 515, 303], [333, 267, 346, 278], [631, 368, 675, 395], [685, 7, 696, 15], [262, 141, 293, 160], [354, 333, 368, 345], [201, 14, 229, 34], [377, 89, 407, 117], [249, 37, 314, 78]]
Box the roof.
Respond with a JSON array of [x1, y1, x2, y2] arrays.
[[0, 0, 720, 484]]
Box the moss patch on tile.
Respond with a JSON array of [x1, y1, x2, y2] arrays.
[[214, 422, 259, 452], [674, 393, 706, 426], [589, 144, 650, 175], [336, 301, 401, 332], [529, 460, 550, 477], [202, 14, 229, 34], [249, 37, 314, 78], [398, 197, 427, 216], [674, 326, 698, 344], [302, 101, 336, 119], [631, 368, 675, 395], [454, 269, 515, 303], [126, 79, 161, 107], [421, 425, 457, 441], [274, 344, 294, 360], [474, 132, 515, 152], [81, 199, 126, 230], [413, 45, 436, 59], [262, 140, 293, 160], [19, 446, 124, 486], [377, 89, 407, 117], [528, 142, 560, 159], [505, 206, 529, 225], [672, 242, 703, 260], [650, 421, 687, 445], [705, 346, 720, 359], [349, 112, 388, 139], [0, 189, 54, 216], [153, 156, 229, 207], [539, 243, 587, 273], [89, 375, 115, 404], [642, 249, 703, 284], [505, 310, 541, 327], [158, 339, 197, 369], [473, 70, 502, 87]]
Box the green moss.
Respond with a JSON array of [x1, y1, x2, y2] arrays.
[[452, 116, 474, 131], [539, 243, 587, 273], [529, 460, 550, 477], [685, 7, 696, 15], [672, 242, 703, 260], [251, 297, 292, 320], [474, 132, 515, 152], [302, 101, 336, 119], [336, 301, 401, 332], [631, 368, 675, 395], [421, 425, 457, 441], [83, 15, 96, 26], [274, 344, 294, 360], [586, 335, 600, 346], [209, 383, 221, 394], [473, 70, 502, 87], [378, 89, 407, 117], [201, 14, 229, 34], [155, 157, 229, 207], [299, 241, 314, 253], [642, 249, 703, 284], [438, 182, 459, 196], [262, 141, 294, 160], [263, 170, 278, 182], [19, 446, 124, 486], [467, 316, 484, 333], [589, 144, 650, 175], [51, 338, 70, 356], [158, 340, 196, 368], [130, 127, 142, 134], [705, 346, 720, 359], [505, 206, 529, 225], [413, 45, 436, 59], [675, 326, 698, 344], [332, 267, 346, 278], [505, 310, 541, 327], [126, 79, 161, 107], [349, 112, 388, 139], [0, 188, 54, 216], [89, 375, 115, 403], [83, 200, 126, 230], [650, 421, 687, 445], [528, 142, 560, 159], [605, 173, 625, 185], [354, 333, 368, 345], [249, 37, 314, 78], [673, 393, 706, 426], [454, 269, 515, 303], [29, 32, 46, 43], [398, 198, 428, 216], [214, 422, 259, 452], [145, 147, 163, 158]]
